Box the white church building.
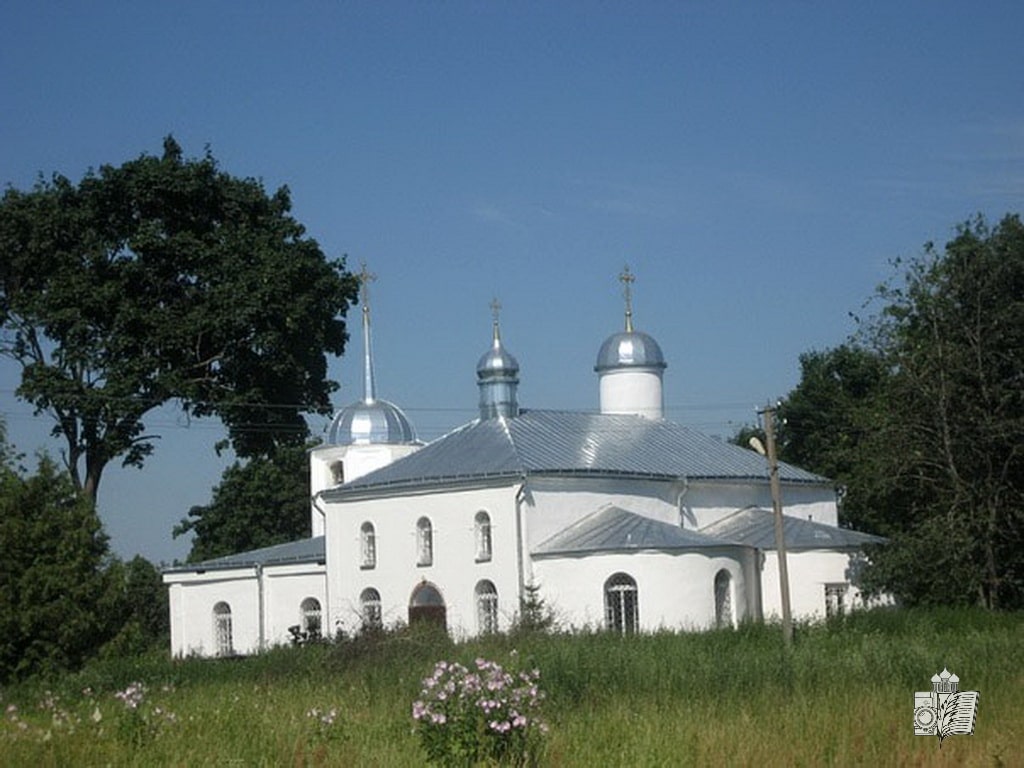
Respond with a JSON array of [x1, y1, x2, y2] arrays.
[[163, 270, 884, 658]]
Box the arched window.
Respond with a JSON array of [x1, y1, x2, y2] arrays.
[[475, 580, 499, 634], [301, 597, 322, 639], [360, 588, 382, 629], [474, 511, 492, 562], [416, 517, 433, 566], [213, 601, 233, 656], [360, 522, 376, 569], [330, 460, 345, 485], [714, 570, 733, 629], [604, 573, 638, 635]]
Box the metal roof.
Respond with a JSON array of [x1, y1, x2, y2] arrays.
[[163, 536, 325, 574], [324, 410, 826, 497], [595, 330, 667, 372], [700, 507, 887, 550], [534, 505, 743, 556]]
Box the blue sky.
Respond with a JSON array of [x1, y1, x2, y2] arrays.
[[2, 2, 1022, 563]]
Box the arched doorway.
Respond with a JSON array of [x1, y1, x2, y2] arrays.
[[409, 582, 446, 629]]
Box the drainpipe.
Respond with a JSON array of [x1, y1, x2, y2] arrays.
[[514, 482, 527, 604], [255, 563, 265, 650]]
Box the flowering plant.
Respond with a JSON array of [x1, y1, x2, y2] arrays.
[[412, 655, 547, 766]]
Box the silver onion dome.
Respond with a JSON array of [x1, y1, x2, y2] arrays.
[[594, 330, 667, 372], [327, 398, 417, 446], [477, 338, 520, 378]]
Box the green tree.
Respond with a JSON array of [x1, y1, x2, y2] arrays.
[[174, 443, 312, 562], [0, 435, 118, 680], [777, 344, 892, 533], [859, 215, 1024, 609], [0, 137, 359, 500]]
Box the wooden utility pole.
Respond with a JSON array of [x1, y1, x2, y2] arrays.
[[762, 404, 793, 648]]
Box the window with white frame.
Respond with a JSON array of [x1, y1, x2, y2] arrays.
[[825, 583, 848, 618], [604, 573, 639, 635], [474, 511, 492, 562], [360, 521, 376, 569], [330, 460, 345, 485], [714, 569, 733, 629], [213, 601, 233, 656], [416, 517, 433, 566], [360, 587, 382, 629], [475, 580, 499, 634], [300, 597, 322, 639]]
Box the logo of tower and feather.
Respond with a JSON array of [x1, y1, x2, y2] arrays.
[[914, 668, 979, 746]]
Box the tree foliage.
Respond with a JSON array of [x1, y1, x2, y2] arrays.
[[776, 214, 1024, 609], [0, 137, 359, 500], [174, 443, 312, 562], [0, 439, 115, 680]]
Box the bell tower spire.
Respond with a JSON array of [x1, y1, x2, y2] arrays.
[[358, 262, 377, 404]]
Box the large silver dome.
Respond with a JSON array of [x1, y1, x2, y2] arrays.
[[327, 398, 417, 445], [594, 330, 667, 372]]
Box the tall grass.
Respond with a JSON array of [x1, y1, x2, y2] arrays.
[[2, 607, 1021, 766]]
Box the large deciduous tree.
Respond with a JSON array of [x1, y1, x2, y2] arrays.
[[0, 138, 359, 500], [860, 214, 1024, 609], [775, 215, 1024, 609]]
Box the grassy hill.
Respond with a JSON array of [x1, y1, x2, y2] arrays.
[[2, 607, 1021, 766]]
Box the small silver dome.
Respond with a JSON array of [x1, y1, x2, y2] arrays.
[[327, 398, 417, 446], [594, 330, 667, 372], [477, 339, 520, 378]]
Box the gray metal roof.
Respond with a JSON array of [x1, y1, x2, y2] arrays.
[[700, 507, 887, 550], [324, 410, 826, 497], [163, 536, 325, 574], [534, 505, 743, 556]]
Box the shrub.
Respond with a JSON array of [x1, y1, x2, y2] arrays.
[[412, 655, 547, 766]]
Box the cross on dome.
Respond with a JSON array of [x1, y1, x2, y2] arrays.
[[490, 297, 502, 340], [619, 264, 635, 332]]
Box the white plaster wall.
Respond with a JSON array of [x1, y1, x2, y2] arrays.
[[163, 570, 260, 657], [759, 549, 873, 620], [310, 443, 420, 535], [532, 549, 753, 632], [682, 481, 839, 529], [598, 369, 663, 419], [525, 477, 682, 553], [261, 565, 327, 647], [325, 483, 523, 639]]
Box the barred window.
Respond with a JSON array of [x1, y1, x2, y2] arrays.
[[360, 522, 376, 569], [213, 601, 233, 656], [474, 511, 492, 562], [416, 517, 433, 566], [360, 588, 383, 629], [825, 583, 848, 618], [301, 597, 322, 639], [604, 573, 638, 635], [475, 580, 499, 634]]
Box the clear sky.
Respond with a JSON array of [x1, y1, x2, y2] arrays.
[[2, 2, 1022, 564]]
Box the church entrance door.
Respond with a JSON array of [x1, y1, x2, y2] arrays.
[[409, 582, 447, 629]]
